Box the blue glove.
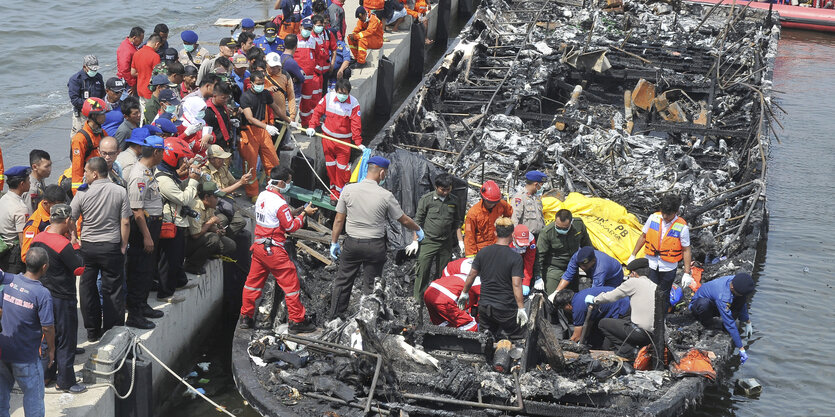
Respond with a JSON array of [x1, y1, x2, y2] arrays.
[[329, 242, 341, 260], [739, 348, 748, 365], [415, 228, 425, 242], [522, 285, 530, 296], [584, 294, 595, 305]]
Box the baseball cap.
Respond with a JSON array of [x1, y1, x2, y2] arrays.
[[5, 166, 31, 179], [232, 53, 249, 68], [163, 48, 179, 62], [264, 22, 277, 35], [184, 65, 199, 76], [525, 170, 548, 182], [83, 55, 99, 71], [512, 224, 531, 247], [220, 37, 237, 48], [577, 246, 596, 265], [106, 77, 126, 92], [144, 136, 166, 149], [368, 156, 389, 168], [50, 204, 72, 221], [201, 181, 227, 198], [301, 18, 313, 29], [207, 144, 232, 159], [241, 18, 255, 28], [151, 74, 170, 86], [265, 52, 282, 67], [159, 89, 181, 105]]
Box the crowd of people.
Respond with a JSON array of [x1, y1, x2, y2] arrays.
[[0, 3, 755, 415]]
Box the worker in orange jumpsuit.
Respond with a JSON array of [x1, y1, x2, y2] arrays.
[[239, 71, 284, 199], [305, 79, 363, 200], [424, 258, 481, 331], [239, 166, 319, 333], [463, 180, 513, 257], [403, 0, 433, 44], [363, 0, 386, 20], [21, 185, 66, 262], [295, 17, 324, 126], [348, 7, 384, 65], [508, 224, 543, 297], [70, 97, 109, 195]]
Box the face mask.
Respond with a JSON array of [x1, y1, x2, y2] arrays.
[[535, 187, 544, 197], [314, 26, 324, 34], [555, 224, 571, 235], [336, 93, 349, 102], [196, 110, 205, 119], [301, 29, 311, 38], [252, 84, 265, 93], [436, 193, 446, 201], [165, 105, 178, 113], [86, 70, 98, 77], [279, 181, 293, 193], [266, 36, 276, 43], [184, 44, 195, 52]]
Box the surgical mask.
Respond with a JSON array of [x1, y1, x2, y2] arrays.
[[86, 70, 98, 77], [165, 105, 178, 113], [301, 29, 311, 38], [279, 180, 293, 193], [266, 36, 276, 43], [184, 44, 195, 52], [336, 93, 349, 102], [252, 84, 265, 93], [535, 188, 544, 197], [555, 226, 570, 235], [314, 26, 324, 34], [196, 110, 205, 119]]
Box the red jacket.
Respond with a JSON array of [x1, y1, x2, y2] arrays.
[[314, 32, 337, 73], [294, 35, 319, 76], [117, 37, 139, 87], [309, 91, 362, 145], [430, 258, 481, 309], [253, 189, 305, 243], [511, 241, 537, 286]]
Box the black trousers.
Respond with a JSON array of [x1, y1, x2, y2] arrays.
[[126, 217, 161, 315], [649, 268, 677, 314], [329, 236, 386, 319], [689, 297, 721, 327], [599, 318, 652, 356], [79, 241, 125, 332], [157, 226, 187, 298], [45, 297, 78, 389], [184, 232, 236, 274], [0, 244, 24, 274], [478, 304, 525, 340]]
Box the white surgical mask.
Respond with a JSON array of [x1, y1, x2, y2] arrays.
[[279, 180, 293, 193], [184, 44, 195, 52], [314, 26, 324, 34], [301, 29, 311, 38], [86, 70, 98, 77], [165, 105, 178, 113], [336, 93, 348, 102], [252, 84, 265, 93], [196, 110, 205, 119]]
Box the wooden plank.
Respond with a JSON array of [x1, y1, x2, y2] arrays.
[[296, 241, 332, 266], [288, 229, 331, 244], [307, 218, 331, 235]]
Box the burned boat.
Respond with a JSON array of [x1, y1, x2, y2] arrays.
[[233, 0, 777, 415]]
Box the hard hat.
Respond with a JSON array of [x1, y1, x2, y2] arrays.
[[480, 180, 501, 203], [81, 97, 107, 118], [162, 137, 190, 167]]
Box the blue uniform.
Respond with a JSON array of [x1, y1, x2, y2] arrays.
[[232, 70, 251, 92], [689, 275, 749, 348], [280, 53, 305, 98], [67, 70, 105, 113], [254, 36, 285, 55], [0, 273, 53, 363], [562, 249, 624, 288], [333, 40, 352, 70], [571, 286, 630, 326]]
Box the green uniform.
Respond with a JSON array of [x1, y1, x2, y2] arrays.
[[413, 191, 464, 300], [536, 219, 593, 293]]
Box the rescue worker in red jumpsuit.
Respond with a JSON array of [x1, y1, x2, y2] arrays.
[[239, 166, 319, 333], [509, 224, 543, 297], [295, 17, 324, 126], [306, 78, 364, 200], [312, 14, 337, 93], [424, 258, 482, 331]]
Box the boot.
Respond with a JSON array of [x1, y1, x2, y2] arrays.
[[239, 315, 254, 330], [288, 318, 317, 334], [126, 315, 155, 330], [142, 305, 164, 319]]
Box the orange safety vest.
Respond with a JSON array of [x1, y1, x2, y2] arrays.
[[644, 212, 686, 263]]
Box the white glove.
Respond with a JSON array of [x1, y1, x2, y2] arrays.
[[516, 308, 528, 327], [742, 322, 753, 338], [289, 121, 301, 130], [230, 119, 240, 128], [358, 144, 367, 151], [533, 277, 544, 291], [456, 293, 469, 310], [458, 240, 465, 254], [306, 127, 316, 137], [681, 273, 695, 289], [405, 240, 419, 256], [265, 125, 280, 136], [627, 254, 636, 264], [185, 123, 201, 136]]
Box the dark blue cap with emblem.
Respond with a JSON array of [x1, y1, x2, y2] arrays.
[[153, 118, 179, 134], [5, 166, 31, 178], [577, 246, 596, 265], [181, 30, 199, 44], [525, 170, 548, 182], [368, 156, 390, 168]]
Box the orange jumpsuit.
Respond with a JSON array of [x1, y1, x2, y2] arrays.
[[348, 14, 383, 64], [21, 202, 51, 262], [70, 121, 107, 195], [463, 200, 513, 256], [404, 0, 430, 18], [239, 91, 280, 198]]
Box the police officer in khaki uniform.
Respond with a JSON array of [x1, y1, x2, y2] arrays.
[[407, 172, 464, 300], [536, 209, 593, 294], [511, 170, 547, 236], [328, 156, 424, 319], [125, 136, 166, 329], [0, 166, 32, 273]]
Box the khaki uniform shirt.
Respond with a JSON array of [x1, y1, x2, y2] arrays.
[[23, 175, 45, 214], [187, 199, 215, 236], [0, 192, 29, 244], [179, 46, 214, 69], [202, 163, 237, 190], [157, 174, 199, 228], [511, 190, 545, 235], [127, 162, 163, 216], [336, 179, 404, 239], [70, 178, 131, 244], [117, 148, 140, 180]]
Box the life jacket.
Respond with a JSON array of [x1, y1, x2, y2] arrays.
[[634, 344, 672, 371], [644, 212, 687, 263], [671, 349, 716, 381]]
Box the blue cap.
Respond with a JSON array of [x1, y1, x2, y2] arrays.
[[732, 273, 755, 295], [241, 18, 255, 28], [368, 155, 389, 168], [301, 17, 313, 29], [576, 246, 595, 265], [5, 166, 31, 178], [126, 127, 150, 146], [525, 170, 547, 182], [151, 74, 169, 86], [159, 89, 181, 105], [153, 118, 178, 134], [181, 30, 198, 44], [145, 124, 163, 135], [144, 136, 166, 149]]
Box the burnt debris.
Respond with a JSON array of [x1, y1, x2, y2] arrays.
[[234, 0, 777, 415]]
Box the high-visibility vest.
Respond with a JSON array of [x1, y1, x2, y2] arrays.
[[644, 212, 687, 263]]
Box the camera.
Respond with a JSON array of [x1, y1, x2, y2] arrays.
[[181, 206, 200, 219]]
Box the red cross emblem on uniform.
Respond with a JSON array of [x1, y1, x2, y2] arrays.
[[260, 201, 266, 209]]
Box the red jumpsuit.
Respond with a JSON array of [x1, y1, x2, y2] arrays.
[[309, 90, 362, 197], [424, 258, 482, 331], [295, 35, 324, 126], [314, 31, 337, 81], [510, 239, 537, 287], [240, 189, 308, 322]]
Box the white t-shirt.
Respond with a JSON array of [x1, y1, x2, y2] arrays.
[[642, 214, 690, 272]]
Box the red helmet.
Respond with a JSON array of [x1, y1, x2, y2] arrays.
[[81, 97, 108, 118], [480, 180, 502, 203], [162, 138, 190, 167]]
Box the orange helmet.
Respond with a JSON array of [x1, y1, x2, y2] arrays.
[[162, 138, 191, 167], [81, 97, 107, 118], [480, 180, 502, 203]]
